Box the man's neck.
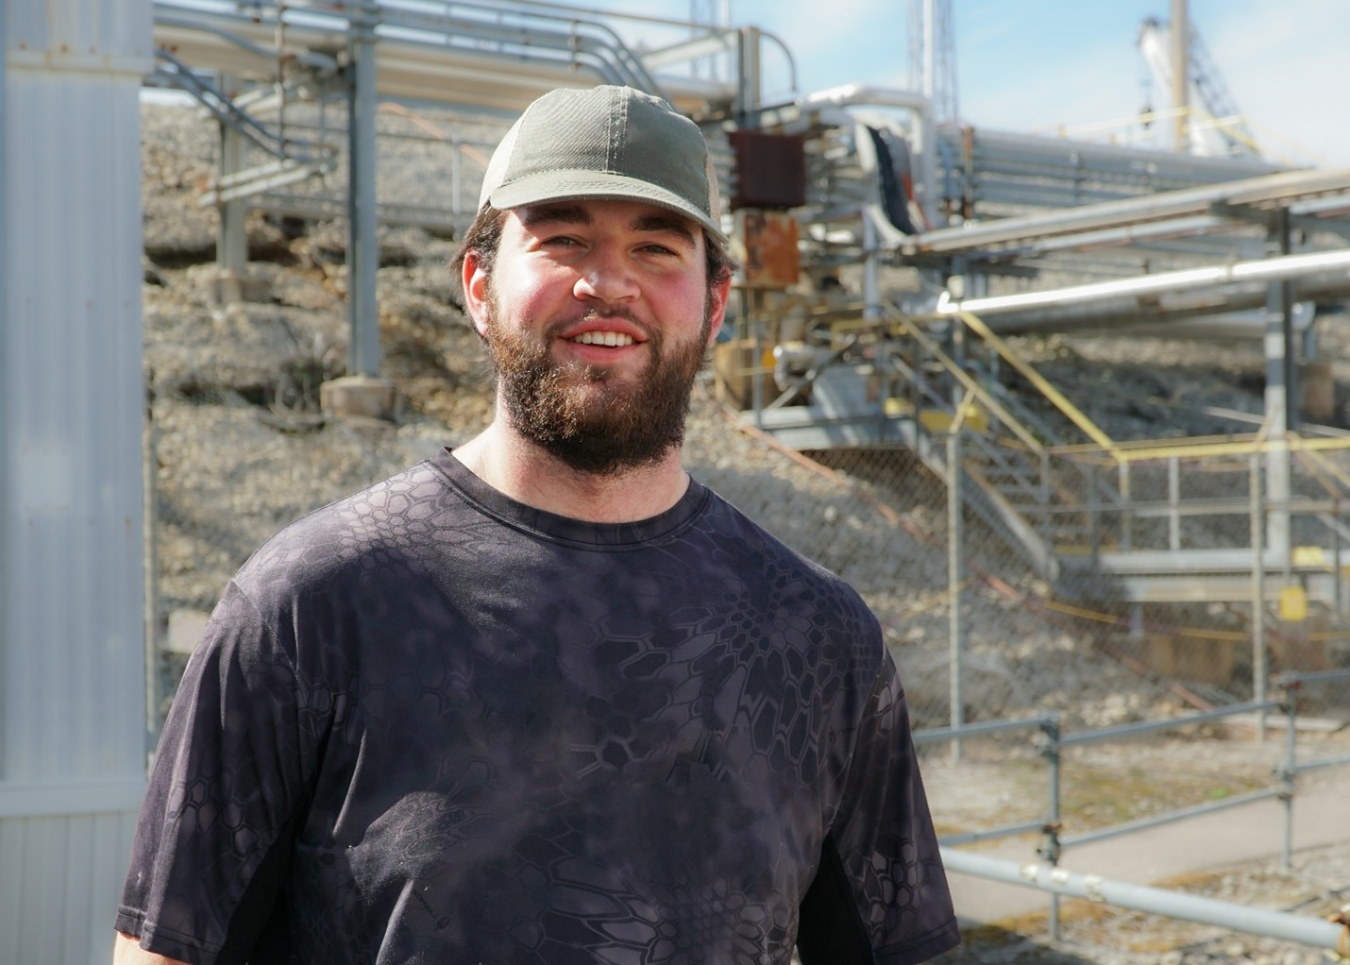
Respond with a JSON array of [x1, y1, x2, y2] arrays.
[[451, 420, 691, 524]]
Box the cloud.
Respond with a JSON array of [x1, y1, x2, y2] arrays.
[[1202, 0, 1350, 165]]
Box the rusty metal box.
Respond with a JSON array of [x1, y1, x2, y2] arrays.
[[729, 130, 807, 210]]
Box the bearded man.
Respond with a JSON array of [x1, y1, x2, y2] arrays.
[[115, 85, 959, 965]]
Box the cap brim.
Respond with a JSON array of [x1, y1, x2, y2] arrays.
[[490, 171, 727, 244]]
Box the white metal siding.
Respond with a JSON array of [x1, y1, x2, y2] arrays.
[[0, 813, 140, 964], [3, 68, 146, 783], [3, 0, 152, 960], [7, 0, 154, 66]]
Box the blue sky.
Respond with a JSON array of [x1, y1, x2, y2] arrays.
[[598, 0, 1350, 168]]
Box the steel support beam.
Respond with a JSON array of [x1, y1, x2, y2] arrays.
[[346, 1, 381, 378], [217, 72, 248, 274]]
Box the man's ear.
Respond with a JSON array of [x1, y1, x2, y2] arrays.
[[462, 249, 491, 338], [704, 274, 732, 347]]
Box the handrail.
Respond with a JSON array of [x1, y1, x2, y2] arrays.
[[151, 50, 336, 165], [926, 682, 1350, 945], [1048, 431, 1350, 464], [953, 309, 1122, 459], [1294, 445, 1350, 499], [883, 311, 1047, 457], [941, 849, 1350, 956]]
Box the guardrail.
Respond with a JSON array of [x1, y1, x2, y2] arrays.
[[917, 667, 1350, 946], [939, 848, 1350, 957]]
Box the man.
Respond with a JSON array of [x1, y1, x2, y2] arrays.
[[115, 85, 959, 965]]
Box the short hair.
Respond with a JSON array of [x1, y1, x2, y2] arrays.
[[451, 204, 736, 297]]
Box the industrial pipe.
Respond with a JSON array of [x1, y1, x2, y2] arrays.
[[937, 247, 1350, 319], [912, 165, 1350, 254], [941, 849, 1350, 956], [797, 84, 937, 228]]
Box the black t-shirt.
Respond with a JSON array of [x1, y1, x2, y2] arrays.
[[118, 451, 958, 965]]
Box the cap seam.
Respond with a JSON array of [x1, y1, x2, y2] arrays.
[[610, 87, 623, 174]]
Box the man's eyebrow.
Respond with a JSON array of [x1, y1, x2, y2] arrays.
[[518, 204, 592, 228], [631, 213, 696, 246]]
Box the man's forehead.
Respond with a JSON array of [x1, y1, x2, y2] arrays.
[[514, 200, 699, 244]]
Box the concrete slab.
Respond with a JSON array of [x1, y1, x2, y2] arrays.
[[321, 375, 400, 422]]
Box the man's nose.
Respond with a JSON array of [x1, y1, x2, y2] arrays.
[[573, 247, 639, 303]]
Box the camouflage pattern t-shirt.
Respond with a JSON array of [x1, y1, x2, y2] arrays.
[[118, 450, 959, 965]]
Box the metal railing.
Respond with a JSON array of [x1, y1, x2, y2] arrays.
[[917, 667, 1350, 946]]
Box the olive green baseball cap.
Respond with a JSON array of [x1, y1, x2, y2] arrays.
[[479, 85, 726, 243]]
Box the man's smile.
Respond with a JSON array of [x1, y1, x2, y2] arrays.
[[568, 330, 636, 347]]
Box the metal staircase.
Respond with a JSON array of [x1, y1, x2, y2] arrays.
[[152, 49, 340, 207], [751, 301, 1350, 613]]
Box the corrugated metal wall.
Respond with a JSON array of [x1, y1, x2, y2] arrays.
[[2, 2, 152, 962]]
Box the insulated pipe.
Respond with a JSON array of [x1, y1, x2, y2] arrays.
[[798, 84, 937, 228], [0, 0, 9, 771], [937, 247, 1350, 319], [1171, 0, 1189, 151], [961, 276, 1350, 336], [911, 166, 1350, 254], [941, 849, 1350, 956]]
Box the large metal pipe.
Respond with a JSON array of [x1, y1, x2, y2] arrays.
[[938, 247, 1350, 319], [941, 849, 1350, 956], [912, 166, 1350, 254], [1171, 0, 1188, 151], [961, 275, 1350, 336]]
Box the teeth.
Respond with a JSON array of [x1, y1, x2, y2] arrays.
[[573, 331, 634, 347]]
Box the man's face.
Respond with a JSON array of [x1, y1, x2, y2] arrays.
[[463, 199, 729, 476]]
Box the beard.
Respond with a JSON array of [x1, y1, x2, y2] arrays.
[[482, 294, 711, 477]]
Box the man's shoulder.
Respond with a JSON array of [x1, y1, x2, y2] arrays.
[[231, 458, 461, 600], [698, 486, 879, 626]]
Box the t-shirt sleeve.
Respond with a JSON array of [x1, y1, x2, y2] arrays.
[[797, 654, 960, 965], [116, 580, 318, 965]]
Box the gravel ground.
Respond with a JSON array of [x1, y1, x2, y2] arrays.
[[141, 101, 1350, 962]]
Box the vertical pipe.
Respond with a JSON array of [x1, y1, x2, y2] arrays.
[[1281, 681, 1297, 870], [737, 26, 761, 121], [1089, 464, 1101, 565], [1040, 449, 1051, 543], [922, 0, 936, 103], [750, 289, 763, 430], [1251, 452, 1267, 741], [347, 1, 381, 378], [1119, 461, 1132, 552], [1042, 719, 1063, 941], [863, 214, 879, 321], [948, 427, 963, 762], [1168, 455, 1181, 550], [143, 406, 160, 752], [1337, 500, 1346, 620], [1170, 0, 1188, 152], [0, 0, 10, 789], [1265, 213, 1292, 557], [217, 78, 248, 275], [451, 135, 462, 226]]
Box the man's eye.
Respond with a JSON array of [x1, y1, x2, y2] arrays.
[[542, 236, 581, 248]]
